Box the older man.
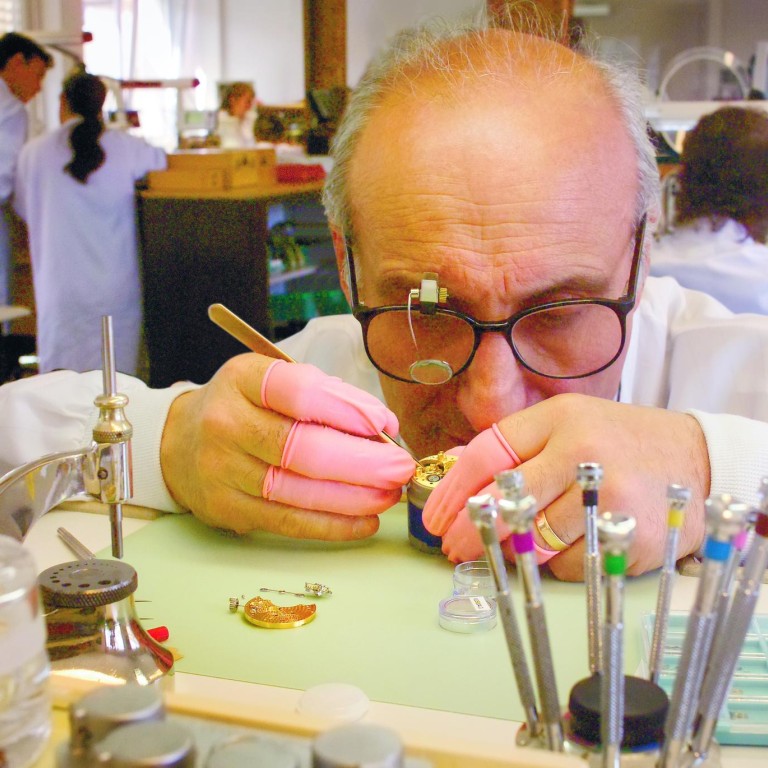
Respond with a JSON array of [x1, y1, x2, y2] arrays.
[[2, 12, 768, 581]]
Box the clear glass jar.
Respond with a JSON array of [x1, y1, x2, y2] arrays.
[[0, 535, 51, 768], [452, 560, 496, 598]]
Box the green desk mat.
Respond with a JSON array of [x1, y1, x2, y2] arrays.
[[106, 504, 659, 722]]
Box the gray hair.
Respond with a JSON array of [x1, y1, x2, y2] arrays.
[[322, 4, 660, 240]]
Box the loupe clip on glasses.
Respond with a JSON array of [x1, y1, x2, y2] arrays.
[[407, 273, 454, 385]]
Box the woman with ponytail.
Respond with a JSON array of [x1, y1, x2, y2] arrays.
[[13, 69, 166, 375]]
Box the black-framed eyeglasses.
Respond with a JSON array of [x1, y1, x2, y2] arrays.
[[345, 216, 647, 384]]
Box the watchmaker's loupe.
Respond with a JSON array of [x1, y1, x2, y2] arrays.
[[408, 359, 453, 385]]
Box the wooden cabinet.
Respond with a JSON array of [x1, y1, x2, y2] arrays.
[[136, 181, 324, 388], [8, 209, 35, 338]]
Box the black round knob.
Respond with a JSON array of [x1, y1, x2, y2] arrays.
[[568, 673, 669, 748]]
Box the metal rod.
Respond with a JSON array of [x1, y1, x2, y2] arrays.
[[578, 462, 604, 675], [709, 522, 750, 658], [467, 493, 540, 745], [57, 526, 96, 560], [659, 495, 749, 768], [101, 315, 123, 558], [597, 512, 635, 768], [649, 484, 690, 684], [110, 503, 124, 559], [101, 315, 117, 396], [496, 470, 563, 752], [690, 495, 768, 762]]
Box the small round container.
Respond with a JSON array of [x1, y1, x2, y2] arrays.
[[453, 560, 495, 598], [438, 595, 497, 633], [312, 723, 404, 768]]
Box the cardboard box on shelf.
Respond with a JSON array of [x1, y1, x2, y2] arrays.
[[148, 147, 277, 190]]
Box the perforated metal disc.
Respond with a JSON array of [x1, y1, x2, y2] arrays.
[[39, 559, 137, 608]]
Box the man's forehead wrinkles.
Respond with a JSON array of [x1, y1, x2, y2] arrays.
[[373, 242, 610, 303], [371, 219, 583, 257], [371, 226, 602, 269]]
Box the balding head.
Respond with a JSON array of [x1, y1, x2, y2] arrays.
[[324, 15, 658, 242]]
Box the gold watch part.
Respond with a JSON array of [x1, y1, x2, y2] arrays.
[[228, 595, 317, 629], [242, 597, 317, 629], [411, 452, 458, 490]]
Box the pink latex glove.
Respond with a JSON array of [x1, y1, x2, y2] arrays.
[[423, 424, 559, 564], [261, 360, 415, 514]]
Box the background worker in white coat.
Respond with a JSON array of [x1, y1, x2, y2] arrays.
[[216, 81, 257, 149], [651, 106, 768, 314], [14, 69, 166, 375], [0, 32, 52, 308]]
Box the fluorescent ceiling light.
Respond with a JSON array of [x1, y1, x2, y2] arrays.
[[574, 3, 611, 17]]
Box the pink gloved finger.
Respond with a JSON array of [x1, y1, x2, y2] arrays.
[[443, 511, 557, 565], [423, 424, 521, 537], [262, 360, 400, 437], [439, 473, 560, 565], [281, 422, 415, 489], [441, 500, 513, 563], [263, 466, 402, 516], [501, 535, 559, 565]]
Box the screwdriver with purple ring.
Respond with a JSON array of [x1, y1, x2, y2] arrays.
[[466, 493, 540, 746], [496, 469, 563, 753]]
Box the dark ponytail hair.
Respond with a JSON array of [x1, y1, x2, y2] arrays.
[[63, 70, 107, 183]]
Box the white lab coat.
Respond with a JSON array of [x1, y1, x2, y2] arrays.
[[13, 119, 166, 374], [0, 78, 28, 306], [216, 109, 257, 149], [651, 218, 768, 314], [1, 277, 768, 512]]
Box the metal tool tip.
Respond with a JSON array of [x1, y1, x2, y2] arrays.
[[494, 469, 525, 497], [596, 511, 636, 548], [666, 484, 692, 504], [466, 493, 497, 523], [576, 462, 603, 487]]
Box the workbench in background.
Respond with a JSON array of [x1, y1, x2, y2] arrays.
[[137, 179, 325, 388]]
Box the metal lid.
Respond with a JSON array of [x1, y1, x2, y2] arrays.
[[70, 683, 165, 752], [92, 720, 195, 767], [206, 736, 299, 768], [39, 559, 137, 608], [312, 723, 403, 768]]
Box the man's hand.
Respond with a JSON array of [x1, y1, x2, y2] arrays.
[[423, 393, 710, 580], [160, 354, 415, 539]]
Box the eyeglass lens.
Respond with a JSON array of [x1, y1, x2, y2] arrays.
[[364, 303, 624, 382]]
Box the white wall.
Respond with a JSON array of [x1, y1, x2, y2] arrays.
[[220, 0, 481, 103], [587, 0, 767, 94], [218, 0, 304, 105], [23, 0, 768, 140], [346, 0, 480, 87]]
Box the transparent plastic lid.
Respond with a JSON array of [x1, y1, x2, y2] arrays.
[[438, 595, 497, 633]]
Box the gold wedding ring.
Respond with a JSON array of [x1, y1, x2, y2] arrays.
[[534, 510, 569, 552]]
